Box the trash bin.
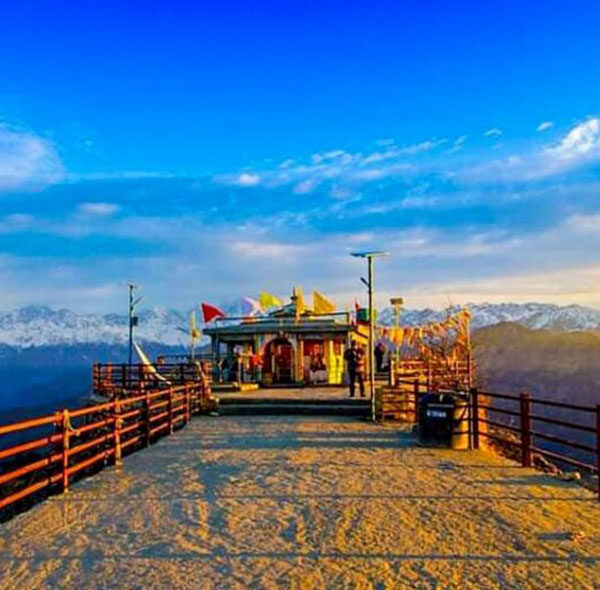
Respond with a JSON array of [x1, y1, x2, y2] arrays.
[[419, 392, 470, 449]]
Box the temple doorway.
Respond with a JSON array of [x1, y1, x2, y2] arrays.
[[264, 338, 294, 384]]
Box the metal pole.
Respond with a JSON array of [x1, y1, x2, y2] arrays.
[[368, 256, 375, 407], [394, 305, 399, 363], [520, 392, 532, 468], [128, 284, 134, 366], [596, 404, 600, 502]]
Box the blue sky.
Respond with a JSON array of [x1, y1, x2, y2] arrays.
[[1, 0, 600, 312]]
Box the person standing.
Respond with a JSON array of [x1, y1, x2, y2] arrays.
[[344, 340, 365, 397], [374, 342, 386, 372]]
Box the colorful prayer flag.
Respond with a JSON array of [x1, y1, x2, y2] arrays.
[[201, 302, 226, 323], [259, 291, 283, 310], [189, 311, 201, 339], [293, 286, 305, 320], [241, 296, 262, 316], [313, 290, 336, 314]]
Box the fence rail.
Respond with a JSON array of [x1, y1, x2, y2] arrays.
[[0, 378, 214, 520], [390, 378, 600, 501], [93, 362, 213, 396]]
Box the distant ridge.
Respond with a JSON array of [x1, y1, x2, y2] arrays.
[[378, 302, 600, 332], [0, 305, 188, 348], [0, 302, 598, 349]]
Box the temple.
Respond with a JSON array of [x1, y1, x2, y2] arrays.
[[203, 289, 369, 386]]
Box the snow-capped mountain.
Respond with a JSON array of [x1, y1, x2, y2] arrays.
[[0, 305, 189, 348], [0, 302, 598, 349], [378, 302, 600, 332]]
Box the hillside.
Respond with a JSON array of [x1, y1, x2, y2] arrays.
[[473, 323, 600, 408]]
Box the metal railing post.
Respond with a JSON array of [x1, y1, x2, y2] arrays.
[[168, 387, 174, 434], [61, 409, 70, 493], [520, 392, 532, 467], [143, 384, 151, 447], [114, 399, 122, 468], [596, 404, 600, 502], [185, 383, 191, 424], [113, 398, 122, 468], [413, 379, 420, 423], [471, 387, 480, 450]]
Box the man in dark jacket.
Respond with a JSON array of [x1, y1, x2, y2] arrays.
[[374, 342, 386, 372], [344, 340, 365, 397]]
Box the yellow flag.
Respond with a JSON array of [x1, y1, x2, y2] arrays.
[[293, 286, 305, 320], [189, 311, 201, 339], [313, 290, 336, 314], [259, 291, 283, 310]]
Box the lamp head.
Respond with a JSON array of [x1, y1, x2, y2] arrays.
[[350, 250, 390, 259]]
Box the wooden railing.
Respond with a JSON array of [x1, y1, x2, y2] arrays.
[[473, 388, 599, 500], [391, 358, 473, 391], [387, 379, 600, 500], [0, 380, 214, 521], [93, 362, 213, 396]]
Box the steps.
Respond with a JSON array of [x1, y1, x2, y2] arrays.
[[217, 396, 371, 417]]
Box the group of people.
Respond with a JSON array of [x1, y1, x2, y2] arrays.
[[218, 351, 261, 383]]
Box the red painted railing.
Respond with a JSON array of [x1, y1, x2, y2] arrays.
[[390, 378, 600, 500], [0, 379, 214, 520]]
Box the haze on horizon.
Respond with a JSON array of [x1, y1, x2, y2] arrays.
[[1, 1, 600, 313]]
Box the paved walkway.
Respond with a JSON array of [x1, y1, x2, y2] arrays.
[[0, 416, 598, 589]]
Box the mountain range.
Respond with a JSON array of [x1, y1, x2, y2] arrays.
[[0, 302, 599, 349], [0, 302, 598, 418]]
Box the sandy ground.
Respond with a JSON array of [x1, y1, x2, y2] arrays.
[[0, 415, 598, 590], [215, 385, 366, 401]]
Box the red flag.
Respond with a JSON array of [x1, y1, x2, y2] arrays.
[[354, 298, 360, 313], [201, 303, 225, 323]]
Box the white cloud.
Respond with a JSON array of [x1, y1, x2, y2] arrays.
[[66, 171, 172, 182], [235, 172, 261, 186], [311, 150, 348, 165], [213, 136, 442, 192], [483, 127, 502, 138], [400, 263, 600, 309], [400, 139, 447, 155], [536, 121, 554, 132], [545, 118, 599, 161], [564, 213, 600, 233], [77, 202, 120, 216], [229, 240, 306, 259], [0, 124, 64, 191], [293, 179, 320, 194], [462, 118, 600, 182], [449, 135, 467, 153]]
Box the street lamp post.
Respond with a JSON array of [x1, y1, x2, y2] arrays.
[[127, 284, 143, 367], [351, 250, 389, 419]]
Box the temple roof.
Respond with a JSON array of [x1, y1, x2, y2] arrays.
[[204, 314, 368, 341]]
